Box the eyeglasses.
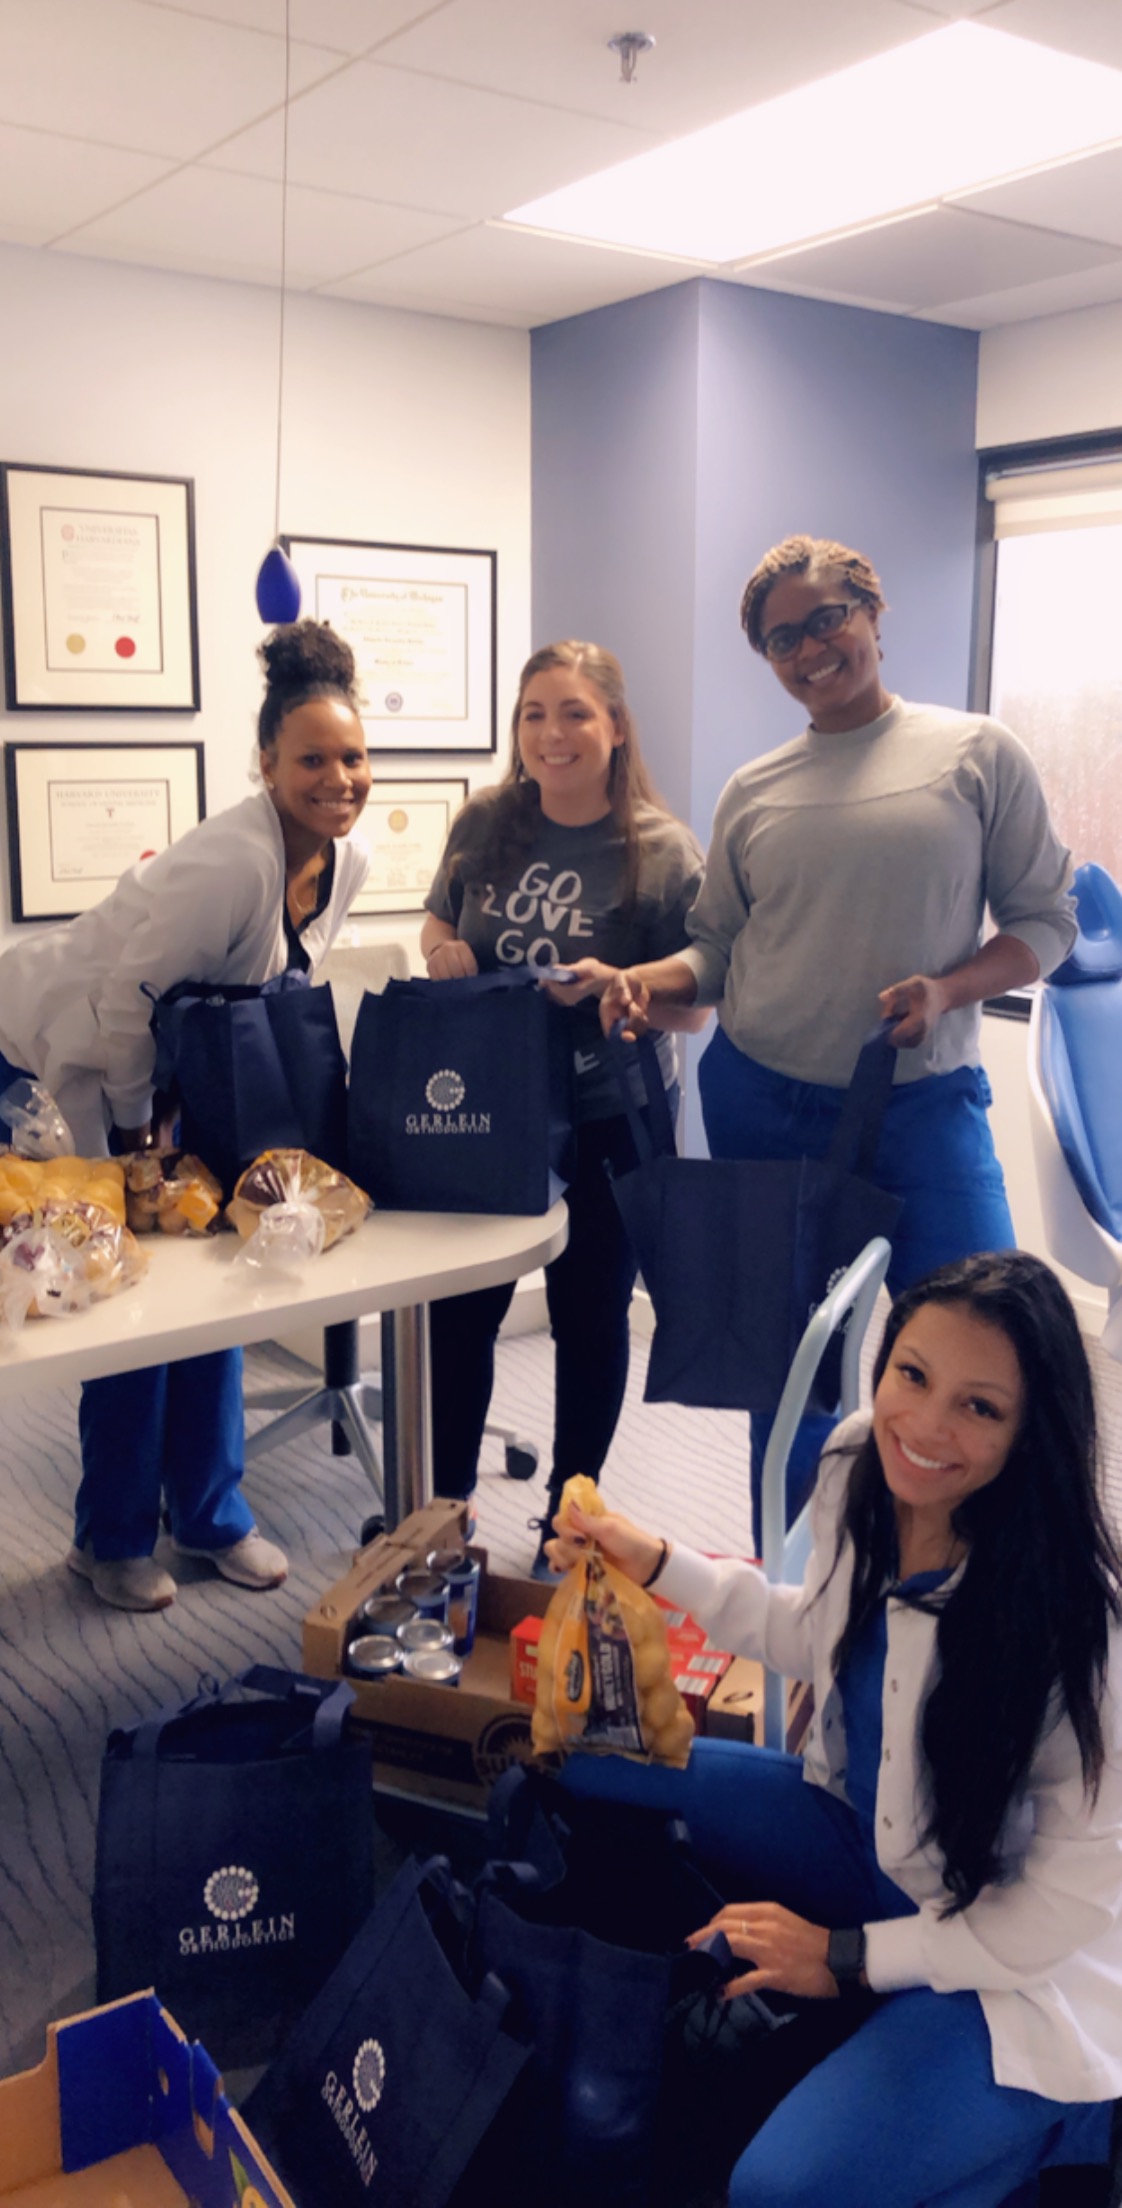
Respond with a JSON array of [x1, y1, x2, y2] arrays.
[[760, 601, 858, 663]]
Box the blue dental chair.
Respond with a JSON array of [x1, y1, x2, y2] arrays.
[[1028, 862, 1122, 1364]]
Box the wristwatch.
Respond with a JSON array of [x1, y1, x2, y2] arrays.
[[827, 1925, 867, 1993]]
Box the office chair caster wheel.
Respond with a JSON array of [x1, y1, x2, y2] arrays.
[[360, 1513, 385, 1546], [504, 1442, 539, 1481]]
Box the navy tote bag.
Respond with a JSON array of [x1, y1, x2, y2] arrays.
[[347, 969, 574, 1214], [243, 1856, 529, 2208], [610, 1027, 903, 1414], [147, 969, 349, 1197], [459, 1767, 730, 2208], [94, 1666, 375, 2068]]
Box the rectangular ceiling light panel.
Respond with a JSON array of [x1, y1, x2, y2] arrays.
[[506, 24, 1122, 265]]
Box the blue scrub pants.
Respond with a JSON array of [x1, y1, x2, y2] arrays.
[[76, 1352, 254, 1560], [0, 1046, 255, 1564], [697, 1029, 1017, 1541], [561, 1743, 1112, 2208]]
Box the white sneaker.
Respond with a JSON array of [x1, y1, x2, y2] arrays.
[[67, 1545, 176, 1613], [173, 1529, 288, 1590]]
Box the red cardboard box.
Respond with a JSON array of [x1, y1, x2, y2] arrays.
[[510, 1614, 543, 1706]]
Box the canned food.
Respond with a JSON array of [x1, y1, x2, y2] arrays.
[[397, 1616, 454, 1655], [395, 1566, 450, 1622], [346, 1633, 402, 1679], [402, 1648, 462, 1686], [358, 1591, 417, 1634], [427, 1545, 468, 1577], [428, 1547, 481, 1657]]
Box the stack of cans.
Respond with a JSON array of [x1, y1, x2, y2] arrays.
[[346, 1550, 481, 1687]]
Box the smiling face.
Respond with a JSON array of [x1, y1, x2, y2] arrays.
[[515, 663, 624, 824], [759, 564, 889, 733], [873, 1300, 1025, 1542], [263, 695, 372, 855]]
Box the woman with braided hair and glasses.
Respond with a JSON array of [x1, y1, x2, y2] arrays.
[[597, 535, 1076, 1542]]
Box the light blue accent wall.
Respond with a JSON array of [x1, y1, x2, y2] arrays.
[[531, 283, 701, 821], [531, 276, 979, 1147], [690, 281, 980, 834]]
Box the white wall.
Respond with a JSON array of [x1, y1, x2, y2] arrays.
[[977, 297, 1122, 449], [0, 241, 531, 964]]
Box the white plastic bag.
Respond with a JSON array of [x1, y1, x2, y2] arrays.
[[0, 1079, 74, 1160]]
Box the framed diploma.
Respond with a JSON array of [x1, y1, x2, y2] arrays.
[[282, 535, 496, 755], [351, 776, 468, 915], [4, 740, 205, 922], [0, 463, 200, 711]]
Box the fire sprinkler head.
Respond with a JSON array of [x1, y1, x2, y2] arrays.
[[608, 31, 656, 84]]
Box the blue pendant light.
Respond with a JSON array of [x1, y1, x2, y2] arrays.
[[255, 0, 300, 624]]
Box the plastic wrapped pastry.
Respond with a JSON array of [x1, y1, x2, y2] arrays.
[[123, 1149, 222, 1236], [226, 1148, 369, 1258], [0, 1199, 146, 1325], [0, 1152, 127, 1230], [532, 1475, 694, 1768]]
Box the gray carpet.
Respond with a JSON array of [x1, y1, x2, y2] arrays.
[[1, 1317, 1120, 2082]]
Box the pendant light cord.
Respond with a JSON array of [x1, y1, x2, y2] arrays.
[[273, 0, 292, 543]]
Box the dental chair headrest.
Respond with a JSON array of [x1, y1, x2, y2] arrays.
[[1050, 863, 1122, 985]]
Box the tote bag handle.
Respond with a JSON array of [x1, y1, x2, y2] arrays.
[[129, 1667, 354, 1761], [825, 1022, 898, 1180], [605, 1026, 679, 1164]]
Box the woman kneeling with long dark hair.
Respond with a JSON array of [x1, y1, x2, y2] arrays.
[[550, 1252, 1122, 2208]]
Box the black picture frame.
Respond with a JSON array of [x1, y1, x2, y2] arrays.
[[282, 534, 497, 756], [0, 462, 200, 713], [4, 739, 206, 922]]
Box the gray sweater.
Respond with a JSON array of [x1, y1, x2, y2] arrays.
[[681, 697, 1076, 1088]]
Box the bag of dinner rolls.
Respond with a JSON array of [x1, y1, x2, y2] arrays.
[[532, 1475, 694, 1768], [227, 1148, 368, 1269], [123, 1149, 222, 1236]]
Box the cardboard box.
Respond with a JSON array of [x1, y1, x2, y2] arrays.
[[706, 1658, 815, 1754], [0, 1991, 294, 2206], [303, 1508, 815, 1801], [303, 1502, 555, 1810], [510, 1613, 543, 1707]]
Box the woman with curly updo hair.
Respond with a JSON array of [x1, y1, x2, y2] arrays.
[[0, 620, 372, 1610], [598, 535, 1076, 1539]]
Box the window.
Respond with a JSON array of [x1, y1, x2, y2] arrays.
[[982, 448, 1122, 884]]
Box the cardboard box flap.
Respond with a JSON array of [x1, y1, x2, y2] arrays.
[[0, 1994, 296, 2206]]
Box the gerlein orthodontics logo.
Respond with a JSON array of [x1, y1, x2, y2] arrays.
[[406, 1067, 491, 1137], [320, 2039, 386, 2187], [178, 1864, 296, 1956]]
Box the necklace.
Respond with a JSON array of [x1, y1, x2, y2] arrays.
[[288, 867, 323, 920]]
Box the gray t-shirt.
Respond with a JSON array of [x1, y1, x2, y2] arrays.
[[426, 801, 705, 1119], [680, 696, 1076, 1088]]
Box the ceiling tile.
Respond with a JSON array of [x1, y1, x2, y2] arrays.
[[201, 55, 660, 215], [0, 123, 172, 247], [735, 203, 1122, 309], [892, 1, 1017, 17], [321, 220, 701, 326], [137, 0, 439, 54], [916, 252, 1122, 325], [0, 0, 343, 158], [994, 0, 1122, 70], [369, 0, 926, 136], [56, 165, 463, 287], [953, 145, 1122, 250]]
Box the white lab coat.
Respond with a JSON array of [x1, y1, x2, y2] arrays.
[[0, 790, 368, 1155], [661, 1413, 1122, 2104]]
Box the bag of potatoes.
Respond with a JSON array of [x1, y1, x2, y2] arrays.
[[532, 1476, 694, 1768]]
